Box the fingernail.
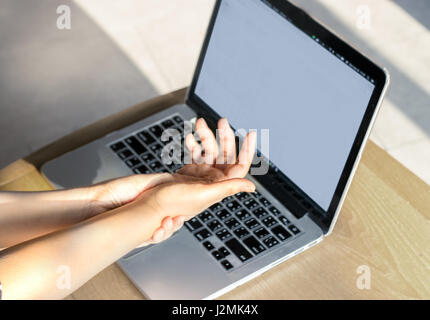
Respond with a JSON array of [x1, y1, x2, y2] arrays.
[[165, 218, 173, 229], [153, 230, 164, 242]]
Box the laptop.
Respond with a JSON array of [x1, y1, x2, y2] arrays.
[[41, 0, 389, 299]]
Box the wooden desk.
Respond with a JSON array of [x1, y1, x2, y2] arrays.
[[1, 88, 429, 299]]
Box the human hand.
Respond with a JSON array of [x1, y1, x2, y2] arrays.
[[136, 117, 257, 246], [87, 117, 256, 246], [178, 117, 256, 181], [129, 173, 255, 247]]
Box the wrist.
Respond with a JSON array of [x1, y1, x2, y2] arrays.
[[63, 185, 109, 220], [83, 184, 118, 217]]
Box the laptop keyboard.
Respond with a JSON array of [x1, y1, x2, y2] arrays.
[[109, 113, 302, 271]]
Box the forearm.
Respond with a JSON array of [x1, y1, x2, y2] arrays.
[[0, 201, 161, 300], [0, 187, 100, 248]]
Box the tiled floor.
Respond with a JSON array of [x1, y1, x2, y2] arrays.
[[0, 0, 429, 185]]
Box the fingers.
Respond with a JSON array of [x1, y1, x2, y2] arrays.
[[138, 215, 186, 247], [151, 217, 173, 243], [227, 130, 257, 179], [172, 215, 186, 229], [152, 227, 166, 243], [195, 118, 218, 164], [217, 118, 236, 165], [146, 215, 186, 245], [185, 133, 203, 164]]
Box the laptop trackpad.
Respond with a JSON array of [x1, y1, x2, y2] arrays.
[[118, 229, 231, 300]]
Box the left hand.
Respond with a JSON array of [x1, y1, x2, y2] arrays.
[[86, 117, 256, 246]]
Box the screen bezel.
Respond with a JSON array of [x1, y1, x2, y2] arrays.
[[186, 0, 388, 233]]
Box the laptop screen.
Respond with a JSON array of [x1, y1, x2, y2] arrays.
[[194, 0, 375, 211]]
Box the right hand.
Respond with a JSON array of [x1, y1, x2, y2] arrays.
[[135, 117, 257, 246]]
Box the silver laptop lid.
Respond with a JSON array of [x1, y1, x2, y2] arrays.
[[187, 0, 389, 234]]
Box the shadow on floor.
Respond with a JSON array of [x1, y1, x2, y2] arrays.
[[392, 0, 430, 31], [0, 0, 158, 168], [299, 0, 430, 138]]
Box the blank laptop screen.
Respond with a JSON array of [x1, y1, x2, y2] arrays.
[[194, 0, 375, 211]]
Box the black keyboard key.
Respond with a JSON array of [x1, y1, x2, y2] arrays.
[[268, 206, 281, 216], [235, 192, 251, 201], [194, 228, 211, 241], [253, 207, 269, 219], [263, 236, 279, 248], [161, 119, 175, 128], [141, 152, 155, 163], [210, 203, 223, 212], [221, 260, 234, 270], [138, 130, 155, 145], [198, 211, 213, 223], [125, 156, 141, 168], [243, 236, 266, 255], [225, 200, 242, 212], [110, 142, 126, 152], [259, 197, 271, 207], [253, 190, 263, 198], [288, 224, 301, 235], [222, 196, 235, 204], [133, 165, 151, 174], [244, 199, 258, 210], [219, 247, 230, 257], [216, 228, 232, 241], [224, 218, 240, 230], [233, 226, 249, 239], [212, 250, 223, 260], [244, 218, 260, 230], [150, 143, 163, 157], [262, 216, 277, 228], [235, 209, 251, 221], [215, 209, 231, 221], [254, 227, 270, 239], [149, 161, 164, 172], [125, 136, 147, 155], [271, 225, 292, 241], [225, 238, 252, 262], [185, 217, 202, 232], [149, 125, 163, 138], [207, 220, 223, 232], [278, 216, 290, 226], [203, 241, 214, 251], [173, 115, 184, 124], [117, 149, 133, 160]]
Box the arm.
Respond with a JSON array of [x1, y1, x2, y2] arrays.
[[0, 177, 254, 299], [0, 188, 98, 249], [0, 174, 173, 248], [0, 117, 256, 299]]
